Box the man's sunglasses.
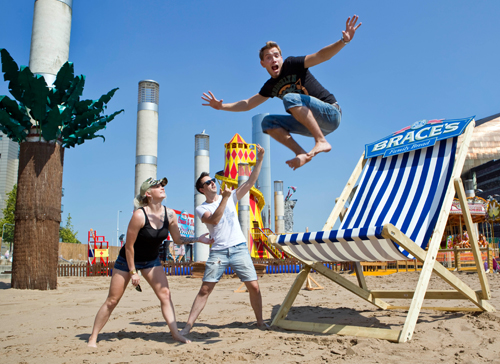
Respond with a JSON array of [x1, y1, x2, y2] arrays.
[[203, 178, 216, 187]]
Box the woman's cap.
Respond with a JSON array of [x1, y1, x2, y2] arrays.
[[140, 177, 168, 196]]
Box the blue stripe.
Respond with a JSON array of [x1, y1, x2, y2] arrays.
[[400, 145, 434, 233], [290, 234, 298, 245], [342, 157, 377, 228], [409, 139, 446, 245], [328, 230, 340, 242], [302, 232, 312, 244], [362, 154, 398, 227], [375, 152, 409, 226], [374, 226, 385, 239], [353, 157, 388, 228], [420, 138, 456, 250], [390, 148, 421, 226]]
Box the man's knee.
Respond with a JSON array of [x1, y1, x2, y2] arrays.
[[245, 280, 260, 293], [283, 93, 306, 111], [199, 282, 215, 296]]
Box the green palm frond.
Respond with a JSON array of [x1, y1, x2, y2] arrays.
[[0, 49, 123, 147]]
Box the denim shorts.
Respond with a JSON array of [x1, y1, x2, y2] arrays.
[[113, 254, 162, 273], [203, 243, 258, 283], [261, 93, 341, 137]]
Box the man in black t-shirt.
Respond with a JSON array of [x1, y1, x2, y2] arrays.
[[202, 15, 361, 170]]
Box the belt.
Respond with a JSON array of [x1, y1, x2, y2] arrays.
[[332, 102, 342, 115]]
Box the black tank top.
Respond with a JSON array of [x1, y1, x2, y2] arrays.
[[119, 206, 170, 262]]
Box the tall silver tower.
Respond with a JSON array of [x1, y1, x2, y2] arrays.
[[252, 114, 272, 228], [194, 132, 210, 262], [29, 0, 73, 86], [135, 80, 159, 197]]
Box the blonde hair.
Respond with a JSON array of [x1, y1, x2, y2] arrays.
[[133, 194, 149, 209], [259, 41, 281, 61]]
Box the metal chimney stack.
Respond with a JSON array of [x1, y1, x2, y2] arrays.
[[194, 132, 210, 262], [29, 0, 73, 86], [135, 80, 159, 198]]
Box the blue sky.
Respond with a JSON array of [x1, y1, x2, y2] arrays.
[[1, 0, 499, 245]]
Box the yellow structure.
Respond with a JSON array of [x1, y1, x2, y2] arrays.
[[215, 134, 270, 258]]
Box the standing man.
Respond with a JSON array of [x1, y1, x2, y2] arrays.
[[180, 145, 267, 335], [202, 15, 361, 170]]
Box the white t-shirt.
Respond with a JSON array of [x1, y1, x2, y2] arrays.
[[195, 191, 246, 250]]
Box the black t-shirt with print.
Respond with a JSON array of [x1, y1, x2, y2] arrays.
[[259, 56, 336, 104]]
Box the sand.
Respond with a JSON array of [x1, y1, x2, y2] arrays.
[[0, 270, 499, 363]]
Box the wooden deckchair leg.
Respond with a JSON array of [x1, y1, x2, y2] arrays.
[[354, 262, 367, 290], [234, 282, 247, 293], [305, 274, 323, 291], [454, 179, 491, 299], [271, 266, 311, 326]]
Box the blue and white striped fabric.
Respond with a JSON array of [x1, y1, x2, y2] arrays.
[[277, 137, 457, 262]]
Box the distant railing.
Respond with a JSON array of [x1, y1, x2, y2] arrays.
[[57, 249, 499, 278]]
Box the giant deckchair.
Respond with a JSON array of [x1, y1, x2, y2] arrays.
[[269, 117, 495, 343]]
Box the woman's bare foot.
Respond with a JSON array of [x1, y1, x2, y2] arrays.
[[87, 338, 97, 348], [179, 324, 192, 336], [310, 140, 331, 156], [286, 153, 313, 170], [172, 332, 191, 343]]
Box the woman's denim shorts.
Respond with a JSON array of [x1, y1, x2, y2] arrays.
[[113, 255, 162, 273]]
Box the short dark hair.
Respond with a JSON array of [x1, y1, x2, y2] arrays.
[[195, 172, 210, 194]]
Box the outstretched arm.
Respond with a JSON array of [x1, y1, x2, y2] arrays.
[[304, 15, 361, 68], [202, 91, 268, 112], [167, 209, 214, 245], [235, 144, 265, 200]]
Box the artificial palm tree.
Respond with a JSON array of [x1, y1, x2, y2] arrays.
[[0, 49, 123, 289]]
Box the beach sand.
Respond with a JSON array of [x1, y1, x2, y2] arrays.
[[1, 270, 499, 363]]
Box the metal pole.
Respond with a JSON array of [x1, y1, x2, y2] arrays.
[[194, 132, 210, 262], [274, 181, 284, 234], [238, 163, 250, 242], [252, 114, 272, 228], [116, 210, 122, 247]]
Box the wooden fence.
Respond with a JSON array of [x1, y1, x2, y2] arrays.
[[57, 249, 499, 278]]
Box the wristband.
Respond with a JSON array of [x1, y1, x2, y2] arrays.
[[341, 37, 350, 45], [130, 270, 137, 275]]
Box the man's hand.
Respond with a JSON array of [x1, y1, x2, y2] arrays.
[[342, 15, 362, 43], [202, 91, 223, 110], [198, 233, 214, 245], [220, 185, 232, 199], [256, 144, 265, 161]]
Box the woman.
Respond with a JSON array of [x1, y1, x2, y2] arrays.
[[88, 177, 212, 346]]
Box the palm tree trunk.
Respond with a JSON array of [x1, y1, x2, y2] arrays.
[[11, 137, 64, 290]]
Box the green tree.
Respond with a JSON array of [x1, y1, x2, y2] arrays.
[[0, 184, 16, 243], [59, 213, 80, 244]]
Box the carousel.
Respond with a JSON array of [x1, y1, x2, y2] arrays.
[[437, 195, 499, 270]]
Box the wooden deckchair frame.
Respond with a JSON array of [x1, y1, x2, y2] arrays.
[[269, 121, 495, 342]]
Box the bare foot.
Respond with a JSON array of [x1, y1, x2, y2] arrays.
[[310, 140, 332, 156], [286, 153, 313, 170], [257, 322, 270, 330], [87, 340, 97, 348], [179, 324, 192, 336], [172, 332, 191, 343]]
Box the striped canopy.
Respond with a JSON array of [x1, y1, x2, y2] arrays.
[[277, 137, 458, 261]]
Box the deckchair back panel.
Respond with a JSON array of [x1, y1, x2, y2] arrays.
[[276, 137, 457, 262], [341, 137, 457, 256]]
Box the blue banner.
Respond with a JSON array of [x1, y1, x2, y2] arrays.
[[365, 116, 474, 159]]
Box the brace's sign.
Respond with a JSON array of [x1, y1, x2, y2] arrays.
[[365, 116, 474, 159]]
